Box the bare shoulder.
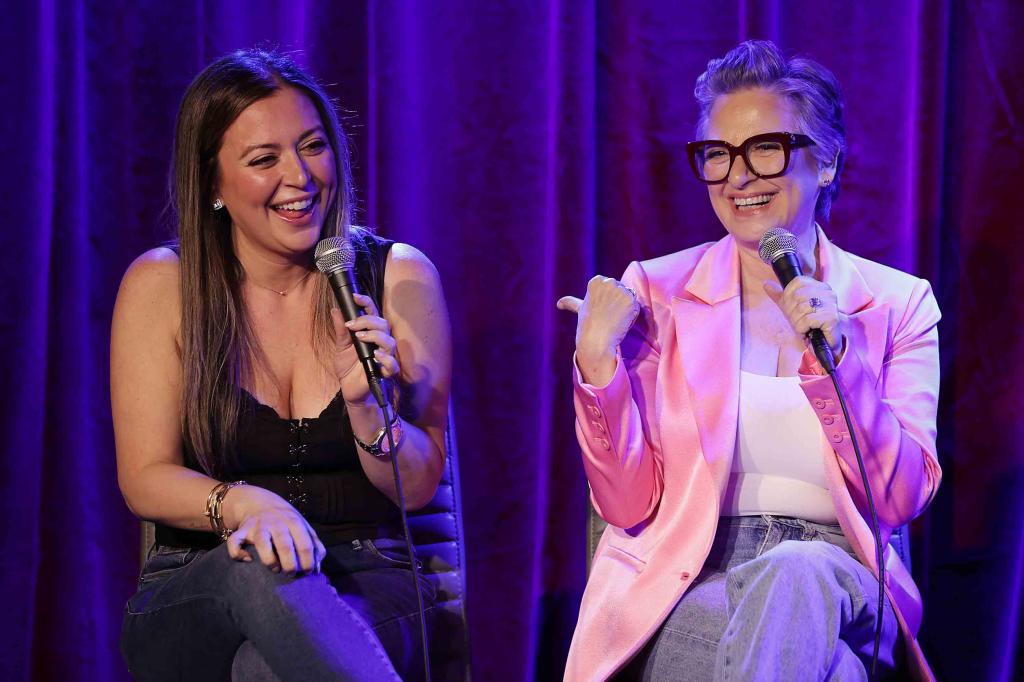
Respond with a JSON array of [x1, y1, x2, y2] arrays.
[[385, 242, 443, 288], [381, 241, 450, 359], [121, 245, 180, 287], [118, 246, 179, 300], [113, 246, 182, 340]]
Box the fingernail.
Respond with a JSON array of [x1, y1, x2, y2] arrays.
[[355, 331, 366, 338], [344, 320, 354, 328]]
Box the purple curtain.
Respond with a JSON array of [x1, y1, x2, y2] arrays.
[[2, 1, 1021, 680]]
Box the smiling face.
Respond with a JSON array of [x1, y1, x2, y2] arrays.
[[704, 87, 826, 250], [215, 85, 336, 259]]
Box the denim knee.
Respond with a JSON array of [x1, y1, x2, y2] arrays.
[[220, 545, 297, 590]]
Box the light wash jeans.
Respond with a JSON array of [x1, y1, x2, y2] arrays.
[[620, 515, 900, 681], [120, 538, 434, 681]]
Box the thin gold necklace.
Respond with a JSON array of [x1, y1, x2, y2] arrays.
[[245, 269, 313, 296]]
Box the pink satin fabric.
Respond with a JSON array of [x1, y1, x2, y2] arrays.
[[566, 228, 941, 681]]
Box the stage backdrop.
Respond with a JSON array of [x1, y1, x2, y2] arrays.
[[2, 1, 1022, 680]]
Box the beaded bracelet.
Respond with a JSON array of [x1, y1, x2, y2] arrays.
[[203, 480, 248, 540]]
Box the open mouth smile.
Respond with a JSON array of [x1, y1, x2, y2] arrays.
[[733, 193, 775, 210], [270, 193, 319, 221]]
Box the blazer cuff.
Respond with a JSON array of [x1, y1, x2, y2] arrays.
[[573, 350, 630, 453], [798, 335, 849, 376], [573, 349, 624, 392]]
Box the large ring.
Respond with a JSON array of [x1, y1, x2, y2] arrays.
[[621, 285, 640, 326], [808, 297, 824, 311]]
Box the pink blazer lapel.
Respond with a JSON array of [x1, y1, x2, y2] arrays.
[[816, 228, 889, 385], [671, 236, 742, 488]]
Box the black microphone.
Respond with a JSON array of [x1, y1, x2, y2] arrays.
[[757, 227, 836, 373], [314, 236, 387, 407]]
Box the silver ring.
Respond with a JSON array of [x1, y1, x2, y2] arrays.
[[808, 297, 823, 311]]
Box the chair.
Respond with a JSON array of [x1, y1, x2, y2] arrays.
[[141, 410, 471, 681], [586, 498, 912, 572], [408, 411, 472, 681]]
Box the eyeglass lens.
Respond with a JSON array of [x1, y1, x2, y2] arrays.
[[696, 138, 787, 182]]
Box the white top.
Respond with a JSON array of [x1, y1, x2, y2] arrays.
[[721, 371, 838, 524]]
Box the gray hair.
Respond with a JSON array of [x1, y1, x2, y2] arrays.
[[694, 40, 846, 219]]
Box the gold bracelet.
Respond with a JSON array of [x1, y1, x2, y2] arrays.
[[203, 480, 248, 540]]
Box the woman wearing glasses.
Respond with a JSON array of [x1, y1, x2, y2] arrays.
[[559, 41, 940, 680]]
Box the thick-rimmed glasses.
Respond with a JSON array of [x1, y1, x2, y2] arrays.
[[686, 132, 815, 184]]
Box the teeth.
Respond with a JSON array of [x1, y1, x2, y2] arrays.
[[273, 197, 314, 211], [734, 194, 773, 207]]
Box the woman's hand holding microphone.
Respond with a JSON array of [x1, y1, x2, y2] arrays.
[[762, 276, 847, 365], [557, 275, 641, 387]]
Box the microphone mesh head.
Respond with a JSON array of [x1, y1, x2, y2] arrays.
[[757, 227, 798, 265], [314, 236, 355, 274]]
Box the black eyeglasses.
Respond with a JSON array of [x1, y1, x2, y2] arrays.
[[686, 132, 815, 184]]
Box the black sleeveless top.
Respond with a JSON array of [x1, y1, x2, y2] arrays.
[[156, 229, 399, 550]]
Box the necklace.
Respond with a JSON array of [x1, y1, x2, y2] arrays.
[[245, 269, 313, 296]]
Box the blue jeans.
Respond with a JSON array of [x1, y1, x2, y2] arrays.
[[620, 516, 900, 681], [121, 538, 435, 681]]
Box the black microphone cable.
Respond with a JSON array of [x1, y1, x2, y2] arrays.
[[315, 237, 431, 682], [831, 369, 885, 681], [379, 395, 432, 682], [758, 228, 886, 681]]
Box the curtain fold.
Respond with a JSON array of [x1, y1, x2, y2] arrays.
[[2, 2, 1021, 680]]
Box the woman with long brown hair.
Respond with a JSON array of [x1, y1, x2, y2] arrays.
[[112, 48, 451, 680]]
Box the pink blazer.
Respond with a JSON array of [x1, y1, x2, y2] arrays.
[[565, 229, 941, 681]]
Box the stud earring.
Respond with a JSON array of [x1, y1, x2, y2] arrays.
[[821, 177, 832, 187], [213, 198, 224, 210]]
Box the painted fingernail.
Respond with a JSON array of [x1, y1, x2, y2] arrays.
[[344, 320, 355, 328], [355, 331, 367, 338]]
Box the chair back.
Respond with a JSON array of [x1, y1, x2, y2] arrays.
[[408, 411, 472, 681]]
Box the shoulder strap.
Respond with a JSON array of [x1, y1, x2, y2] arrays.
[[352, 227, 394, 312]]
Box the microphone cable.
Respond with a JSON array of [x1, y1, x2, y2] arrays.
[[827, 365, 885, 682], [314, 236, 431, 680], [377, 393, 432, 682], [758, 227, 886, 680]]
